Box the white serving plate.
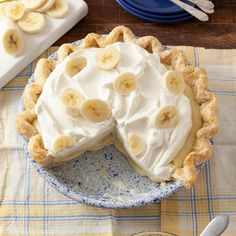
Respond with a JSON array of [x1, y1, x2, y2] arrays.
[[0, 0, 88, 89]]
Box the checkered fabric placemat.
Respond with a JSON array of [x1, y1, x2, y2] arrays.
[[0, 46, 235, 236]]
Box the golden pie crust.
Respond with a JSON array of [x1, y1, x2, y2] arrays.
[[15, 26, 219, 187]]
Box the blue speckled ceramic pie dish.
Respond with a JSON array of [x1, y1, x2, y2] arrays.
[[20, 40, 203, 208]]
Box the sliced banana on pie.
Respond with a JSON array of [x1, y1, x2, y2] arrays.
[[153, 105, 179, 128], [46, 0, 69, 18], [95, 47, 120, 70], [80, 99, 111, 123], [65, 57, 87, 78], [53, 135, 76, 152], [21, 0, 46, 10], [164, 70, 185, 94], [60, 88, 85, 116], [36, 0, 55, 13], [1, 18, 24, 56], [18, 12, 46, 34], [127, 133, 146, 156], [113, 72, 137, 95], [5, 1, 25, 21]]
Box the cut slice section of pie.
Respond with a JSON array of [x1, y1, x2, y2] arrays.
[[16, 26, 219, 187]]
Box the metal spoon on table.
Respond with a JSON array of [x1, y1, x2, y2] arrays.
[[131, 215, 229, 236], [188, 0, 214, 14], [170, 0, 209, 21], [193, 0, 214, 9], [200, 215, 229, 236]]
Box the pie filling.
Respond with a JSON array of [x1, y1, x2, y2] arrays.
[[35, 42, 198, 182]]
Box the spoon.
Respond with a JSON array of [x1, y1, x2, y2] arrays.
[[170, 0, 209, 22], [131, 215, 229, 236], [200, 215, 229, 236], [187, 0, 214, 14], [194, 0, 214, 9]]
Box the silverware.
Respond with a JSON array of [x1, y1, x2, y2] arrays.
[[131, 215, 229, 236], [200, 215, 229, 236], [131, 232, 176, 236], [194, 0, 214, 9], [170, 0, 209, 21], [187, 0, 214, 14]]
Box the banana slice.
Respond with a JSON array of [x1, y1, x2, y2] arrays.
[[164, 70, 185, 94], [95, 47, 120, 70], [60, 88, 85, 116], [0, 0, 12, 3], [0, 2, 8, 20], [127, 133, 146, 156], [6, 1, 25, 21], [46, 0, 69, 18], [17, 11, 45, 33], [21, 0, 46, 10], [113, 72, 137, 95], [80, 99, 111, 123], [1, 18, 23, 56], [18, 12, 46, 34], [36, 0, 55, 13], [53, 135, 76, 152], [153, 105, 179, 128], [65, 57, 87, 78]]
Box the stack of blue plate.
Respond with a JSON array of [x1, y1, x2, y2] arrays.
[[116, 0, 195, 23]]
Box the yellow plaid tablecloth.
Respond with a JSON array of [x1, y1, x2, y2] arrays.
[[0, 46, 236, 236]]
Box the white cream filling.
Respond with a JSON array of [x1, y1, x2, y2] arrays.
[[35, 42, 192, 181]]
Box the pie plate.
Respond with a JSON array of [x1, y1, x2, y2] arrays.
[[20, 39, 205, 209]]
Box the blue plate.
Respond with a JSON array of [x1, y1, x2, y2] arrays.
[[117, 0, 193, 23], [124, 0, 194, 15], [121, 0, 191, 20]]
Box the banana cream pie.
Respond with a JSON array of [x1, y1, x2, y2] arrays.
[[16, 26, 219, 187]]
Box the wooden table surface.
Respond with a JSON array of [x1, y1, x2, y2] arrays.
[[56, 0, 236, 49]]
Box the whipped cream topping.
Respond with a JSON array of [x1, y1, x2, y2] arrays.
[[35, 42, 192, 181]]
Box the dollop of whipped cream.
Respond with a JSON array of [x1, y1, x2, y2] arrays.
[[35, 42, 192, 181]]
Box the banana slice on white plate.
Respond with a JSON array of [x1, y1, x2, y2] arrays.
[[21, 0, 46, 10], [53, 135, 76, 152], [36, 0, 55, 13], [0, 2, 8, 20], [18, 12, 46, 34], [80, 99, 111, 123], [95, 47, 120, 70], [153, 105, 179, 128], [60, 88, 85, 116], [6, 1, 25, 21], [164, 70, 185, 94], [113, 72, 137, 95], [46, 0, 69, 18], [127, 133, 146, 156], [0, 18, 24, 55], [65, 57, 87, 78]]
